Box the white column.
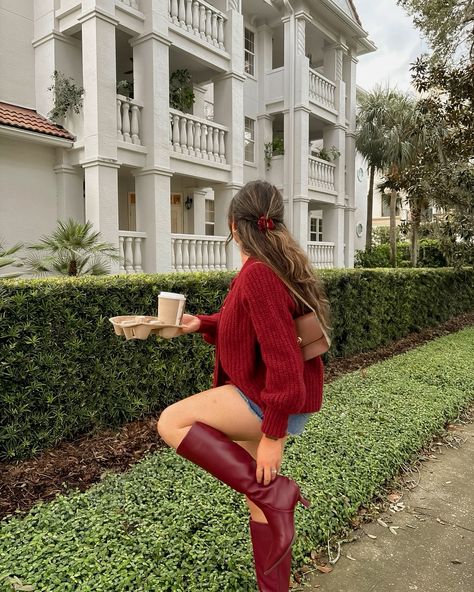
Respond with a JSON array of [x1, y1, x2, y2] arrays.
[[132, 1, 173, 272], [54, 164, 85, 222], [323, 204, 345, 268], [213, 6, 245, 187], [193, 84, 208, 119], [293, 197, 309, 249], [79, 4, 119, 260], [214, 184, 241, 270], [191, 188, 208, 235], [344, 206, 355, 268]]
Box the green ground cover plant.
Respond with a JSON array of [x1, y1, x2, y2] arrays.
[[1, 269, 473, 460], [0, 328, 473, 591]]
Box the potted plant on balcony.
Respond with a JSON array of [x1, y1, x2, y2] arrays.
[[169, 69, 195, 113], [312, 145, 341, 162], [264, 137, 284, 170], [48, 70, 84, 123], [116, 79, 134, 99]]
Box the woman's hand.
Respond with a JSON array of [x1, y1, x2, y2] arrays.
[[256, 436, 284, 486], [179, 314, 201, 334]]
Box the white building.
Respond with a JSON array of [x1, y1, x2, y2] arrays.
[[0, 0, 375, 273]]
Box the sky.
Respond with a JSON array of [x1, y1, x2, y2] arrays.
[[354, 0, 430, 92]]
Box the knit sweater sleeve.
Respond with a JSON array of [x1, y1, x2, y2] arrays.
[[241, 263, 306, 438], [195, 312, 220, 345]]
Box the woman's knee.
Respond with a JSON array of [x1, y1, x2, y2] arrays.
[[156, 404, 180, 444]]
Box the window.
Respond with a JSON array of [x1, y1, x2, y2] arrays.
[[310, 217, 323, 242], [244, 28, 255, 76], [244, 117, 255, 162], [205, 199, 215, 236]]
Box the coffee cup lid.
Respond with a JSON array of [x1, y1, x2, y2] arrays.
[[158, 292, 186, 300]]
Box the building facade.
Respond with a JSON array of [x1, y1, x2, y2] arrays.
[[0, 0, 375, 273]]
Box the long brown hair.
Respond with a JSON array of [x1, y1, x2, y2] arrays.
[[226, 180, 331, 332]]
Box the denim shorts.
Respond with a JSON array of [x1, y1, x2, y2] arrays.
[[234, 386, 312, 436]]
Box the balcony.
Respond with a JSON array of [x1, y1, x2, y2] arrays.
[[119, 231, 146, 273], [309, 69, 336, 112], [117, 95, 143, 146], [171, 234, 228, 272], [168, 0, 230, 71], [169, 109, 230, 181], [308, 156, 336, 194], [307, 242, 335, 268], [265, 66, 338, 121]]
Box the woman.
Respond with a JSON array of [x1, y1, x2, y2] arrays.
[[157, 180, 330, 591]]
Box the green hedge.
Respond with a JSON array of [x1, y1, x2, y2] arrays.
[[355, 239, 448, 268], [0, 328, 473, 592], [1, 268, 473, 460]]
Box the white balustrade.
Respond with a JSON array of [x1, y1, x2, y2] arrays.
[[307, 242, 335, 269], [117, 0, 140, 10], [170, 109, 228, 164], [169, 0, 226, 51], [171, 234, 227, 272], [119, 231, 146, 273], [308, 156, 336, 192], [117, 95, 143, 146], [309, 69, 336, 110]]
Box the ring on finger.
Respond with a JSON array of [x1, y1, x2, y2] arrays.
[[271, 468, 277, 475]]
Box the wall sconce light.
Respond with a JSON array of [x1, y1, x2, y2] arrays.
[[185, 195, 193, 210]]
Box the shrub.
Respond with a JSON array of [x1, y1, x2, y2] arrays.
[[1, 268, 473, 460], [0, 329, 473, 591], [355, 240, 447, 268]]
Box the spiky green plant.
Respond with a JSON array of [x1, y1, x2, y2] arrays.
[[26, 219, 121, 276], [0, 241, 24, 278]]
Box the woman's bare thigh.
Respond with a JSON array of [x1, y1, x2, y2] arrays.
[[157, 384, 264, 449]]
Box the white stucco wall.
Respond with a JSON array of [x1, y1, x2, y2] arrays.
[[0, 137, 58, 249], [0, 0, 35, 108], [354, 151, 368, 252]]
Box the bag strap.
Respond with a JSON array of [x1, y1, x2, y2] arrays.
[[272, 268, 331, 346], [273, 272, 316, 315]]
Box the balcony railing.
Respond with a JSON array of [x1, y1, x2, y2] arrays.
[[117, 95, 143, 145], [308, 156, 336, 192], [309, 69, 336, 111], [119, 231, 146, 273], [307, 242, 335, 269], [170, 109, 228, 164], [169, 0, 226, 51], [172, 234, 227, 271]]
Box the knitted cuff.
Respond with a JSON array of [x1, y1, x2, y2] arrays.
[[261, 408, 289, 440], [196, 314, 217, 335]]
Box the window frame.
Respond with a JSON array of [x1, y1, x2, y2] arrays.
[[205, 198, 215, 236], [244, 27, 256, 77], [244, 116, 256, 163]]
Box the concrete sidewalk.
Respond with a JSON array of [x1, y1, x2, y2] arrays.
[[306, 418, 474, 592]]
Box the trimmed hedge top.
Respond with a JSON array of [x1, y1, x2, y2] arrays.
[[1, 268, 473, 460]]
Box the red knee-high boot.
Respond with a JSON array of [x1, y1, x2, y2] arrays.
[[250, 519, 292, 591], [176, 421, 309, 574]]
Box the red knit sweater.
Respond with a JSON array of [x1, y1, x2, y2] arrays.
[[196, 256, 324, 438]]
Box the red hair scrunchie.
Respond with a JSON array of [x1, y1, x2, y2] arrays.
[[257, 216, 275, 232]]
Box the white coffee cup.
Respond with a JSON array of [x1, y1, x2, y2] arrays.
[[157, 292, 186, 325]]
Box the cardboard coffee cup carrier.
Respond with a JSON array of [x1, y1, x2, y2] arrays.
[[109, 292, 186, 341]]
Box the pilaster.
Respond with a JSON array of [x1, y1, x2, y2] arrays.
[[214, 183, 242, 270], [54, 162, 84, 223]]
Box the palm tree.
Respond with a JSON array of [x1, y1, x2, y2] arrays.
[[0, 241, 24, 278], [26, 219, 121, 276], [356, 87, 403, 251], [381, 93, 419, 266], [357, 88, 419, 265]]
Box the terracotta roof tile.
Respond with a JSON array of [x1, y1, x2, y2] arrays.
[[0, 102, 75, 141]]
